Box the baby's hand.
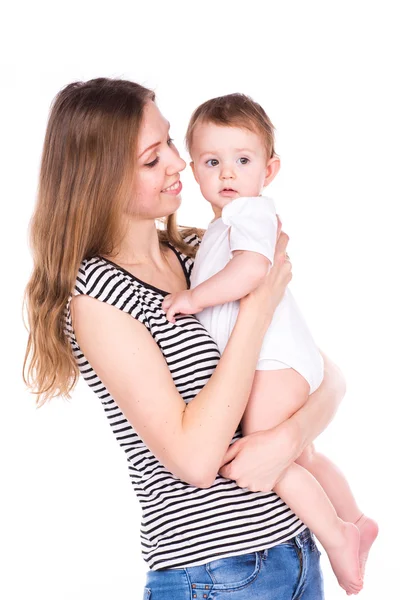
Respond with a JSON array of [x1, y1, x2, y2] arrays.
[[162, 290, 202, 324]]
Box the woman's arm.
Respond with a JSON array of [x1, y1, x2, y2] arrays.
[[71, 232, 291, 489], [218, 352, 345, 492]]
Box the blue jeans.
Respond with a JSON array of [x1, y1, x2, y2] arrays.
[[143, 528, 324, 599]]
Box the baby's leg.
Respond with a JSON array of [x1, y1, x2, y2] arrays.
[[242, 369, 362, 594], [297, 444, 378, 577], [297, 445, 362, 523], [275, 463, 362, 595], [241, 366, 310, 435]]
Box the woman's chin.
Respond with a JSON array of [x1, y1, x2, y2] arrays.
[[166, 193, 182, 211], [157, 195, 182, 219]]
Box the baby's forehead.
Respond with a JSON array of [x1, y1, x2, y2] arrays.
[[191, 121, 265, 152], [194, 120, 253, 133]]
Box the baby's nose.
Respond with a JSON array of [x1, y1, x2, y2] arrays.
[[220, 165, 235, 178]]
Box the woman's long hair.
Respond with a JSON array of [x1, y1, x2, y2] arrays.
[[23, 77, 201, 408]]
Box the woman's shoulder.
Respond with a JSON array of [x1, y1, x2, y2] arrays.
[[67, 255, 146, 316], [71, 255, 126, 296], [64, 255, 145, 345]]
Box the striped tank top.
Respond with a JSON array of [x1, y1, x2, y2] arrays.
[[63, 232, 305, 570]]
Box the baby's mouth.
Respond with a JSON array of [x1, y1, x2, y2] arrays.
[[220, 188, 239, 196]]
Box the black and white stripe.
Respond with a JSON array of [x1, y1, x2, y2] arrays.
[[64, 233, 305, 570]]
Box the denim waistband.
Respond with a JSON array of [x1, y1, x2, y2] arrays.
[[144, 528, 323, 600], [292, 527, 314, 547], [146, 527, 315, 581]]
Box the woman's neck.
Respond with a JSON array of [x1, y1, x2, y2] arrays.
[[102, 217, 188, 294], [107, 219, 166, 269]]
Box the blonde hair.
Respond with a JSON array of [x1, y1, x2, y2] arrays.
[[23, 77, 202, 407], [186, 93, 278, 159]]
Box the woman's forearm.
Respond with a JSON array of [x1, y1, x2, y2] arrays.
[[286, 352, 346, 459], [182, 305, 273, 485], [182, 230, 291, 486]]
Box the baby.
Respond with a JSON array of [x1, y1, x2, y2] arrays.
[[162, 93, 378, 595]]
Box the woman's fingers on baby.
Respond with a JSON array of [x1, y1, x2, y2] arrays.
[[275, 231, 289, 262], [220, 439, 243, 467], [276, 230, 289, 248], [273, 231, 292, 285], [276, 215, 282, 239]]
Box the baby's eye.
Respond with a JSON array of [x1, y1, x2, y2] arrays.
[[206, 159, 219, 167], [238, 157, 250, 165]]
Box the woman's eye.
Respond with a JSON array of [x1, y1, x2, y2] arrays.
[[167, 137, 175, 146], [144, 156, 160, 168], [238, 157, 250, 165], [206, 159, 219, 167]]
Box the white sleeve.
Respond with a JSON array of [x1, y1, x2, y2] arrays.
[[221, 196, 278, 264]]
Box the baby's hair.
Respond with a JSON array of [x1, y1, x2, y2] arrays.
[[186, 93, 277, 159]]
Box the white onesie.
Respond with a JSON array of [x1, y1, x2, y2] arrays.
[[190, 196, 324, 393]]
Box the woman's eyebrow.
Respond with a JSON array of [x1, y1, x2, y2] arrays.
[[139, 141, 161, 158], [139, 121, 171, 158]]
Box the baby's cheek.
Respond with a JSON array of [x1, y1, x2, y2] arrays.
[[200, 178, 213, 195]]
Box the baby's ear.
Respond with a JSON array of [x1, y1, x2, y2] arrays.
[[190, 161, 200, 184], [264, 156, 281, 187]]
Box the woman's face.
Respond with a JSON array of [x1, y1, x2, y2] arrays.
[[129, 102, 186, 219]]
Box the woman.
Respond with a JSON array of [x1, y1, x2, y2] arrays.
[[24, 78, 346, 599]]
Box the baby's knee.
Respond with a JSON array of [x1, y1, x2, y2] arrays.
[[296, 443, 316, 468]]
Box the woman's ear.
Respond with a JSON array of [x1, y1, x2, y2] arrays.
[[190, 161, 199, 184], [263, 156, 281, 187]]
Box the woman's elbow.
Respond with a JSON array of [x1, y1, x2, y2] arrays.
[[187, 469, 218, 489], [174, 462, 218, 489], [191, 476, 216, 489]]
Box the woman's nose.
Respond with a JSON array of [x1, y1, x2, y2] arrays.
[[166, 148, 186, 174], [177, 155, 187, 172]]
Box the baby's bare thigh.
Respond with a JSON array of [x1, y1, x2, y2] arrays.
[[241, 369, 310, 435]]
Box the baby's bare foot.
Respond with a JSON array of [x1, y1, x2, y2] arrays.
[[355, 514, 379, 578], [325, 521, 363, 595]]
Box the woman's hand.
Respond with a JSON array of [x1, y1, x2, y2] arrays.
[[239, 225, 292, 324], [218, 421, 298, 493]]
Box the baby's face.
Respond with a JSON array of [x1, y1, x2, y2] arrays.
[[190, 123, 269, 209]]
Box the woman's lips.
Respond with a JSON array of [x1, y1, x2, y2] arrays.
[[162, 180, 182, 195]]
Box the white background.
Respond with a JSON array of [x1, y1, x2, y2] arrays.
[[1, 1, 399, 598]]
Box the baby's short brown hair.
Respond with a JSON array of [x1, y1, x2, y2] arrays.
[[186, 93, 277, 159]]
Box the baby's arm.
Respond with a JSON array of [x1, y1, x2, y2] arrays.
[[194, 250, 271, 307], [162, 197, 278, 323], [162, 250, 270, 323]]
